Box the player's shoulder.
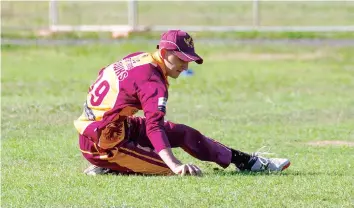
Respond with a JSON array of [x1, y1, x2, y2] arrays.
[[123, 52, 157, 68], [123, 52, 162, 80], [102, 51, 162, 83]]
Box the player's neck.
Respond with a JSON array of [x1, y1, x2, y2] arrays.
[[151, 51, 169, 87]]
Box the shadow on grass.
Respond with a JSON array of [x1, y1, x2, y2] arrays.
[[94, 167, 349, 177], [98, 170, 349, 178], [210, 168, 348, 177]]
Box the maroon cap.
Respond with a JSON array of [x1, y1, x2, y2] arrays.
[[157, 30, 203, 64]]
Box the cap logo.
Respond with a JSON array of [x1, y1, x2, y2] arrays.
[[184, 37, 194, 48]]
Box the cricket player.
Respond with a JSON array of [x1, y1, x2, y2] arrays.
[[74, 30, 290, 176]]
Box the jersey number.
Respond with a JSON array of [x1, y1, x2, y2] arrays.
[[89, 72, 110, 106]]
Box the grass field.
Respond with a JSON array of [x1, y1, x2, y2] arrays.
[[2, 1, 354, 28], [2, 41, 354, 207], [2, 1, 354, 40]]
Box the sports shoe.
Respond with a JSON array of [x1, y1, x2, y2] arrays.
[[83, 165, 111, 176], [249, 147, 291, 172]]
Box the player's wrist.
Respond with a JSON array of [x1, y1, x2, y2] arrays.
[[158, 148, 182, 171]]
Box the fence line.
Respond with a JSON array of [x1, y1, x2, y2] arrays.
[[48, 0, 354, 33], [2, 1, 354, 34]]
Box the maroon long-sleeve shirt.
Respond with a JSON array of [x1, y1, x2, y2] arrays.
[[74, 51, 170, 152]]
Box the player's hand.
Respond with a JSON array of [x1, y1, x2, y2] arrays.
[[173, 164, 202, 176], [157, 148, 202, 176]]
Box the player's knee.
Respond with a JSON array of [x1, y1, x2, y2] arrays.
[[175, 124, 201, 137]]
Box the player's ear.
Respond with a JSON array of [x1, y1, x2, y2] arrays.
[[160, 48, 167, 59]]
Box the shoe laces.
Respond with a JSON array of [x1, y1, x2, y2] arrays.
[[251, 146, 275, 167]]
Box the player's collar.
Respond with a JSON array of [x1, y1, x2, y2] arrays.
[[151, 51, 169, 86]]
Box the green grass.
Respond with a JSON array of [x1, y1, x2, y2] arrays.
[[2, 42, 354, 207], [2, 1, 354, 39], [2, 1, 354, 27]]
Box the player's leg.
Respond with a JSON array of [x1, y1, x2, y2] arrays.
[[128, 117, 234, 168], [163, 121, 252, 169], [79, 134, 173, 175], [164, 121, 290, 172], [163, 122, 291, 171], [130, 117, 290, 172]]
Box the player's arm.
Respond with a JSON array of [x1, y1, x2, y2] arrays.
[[136, 70, 171, 153], [136, 69, 202, 176]]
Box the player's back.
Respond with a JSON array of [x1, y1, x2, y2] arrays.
[[74, 51, 168, 138]]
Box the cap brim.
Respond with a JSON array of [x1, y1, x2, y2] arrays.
[[174, 51, 203, 64]]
